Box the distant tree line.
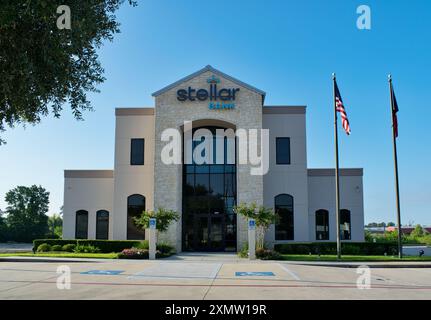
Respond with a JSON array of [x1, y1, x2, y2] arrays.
[[365, 224, 431, 246], [365, 222, 396, 227], [0, 185, 62, 242]]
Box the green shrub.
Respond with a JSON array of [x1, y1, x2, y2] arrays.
[[117, 248, 171, 259], [51, 244, 63, 252], [341, 244, 361, 255], [238, 244, 248, 258], [421, 235, 431, 246], [274, 242, 398, 256], [133, 241, 149, 250], [76, 240, 143, 253], [256, 248, 281, 260], [74, 245, 101, 253], [156, 242, 175, 254], [33, 239, 175, 254], [62, 244, 76, 252], [36, 243, 51, 252], [33, 239, 143, 253], [118, 248, 149, 259], [33, 239, 77, 252]]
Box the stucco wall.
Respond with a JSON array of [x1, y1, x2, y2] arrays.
[[112, 111, 155, 240], [63, 173, 114, 239], [263, 109, 309, 245], [307, 170, 365, 242]]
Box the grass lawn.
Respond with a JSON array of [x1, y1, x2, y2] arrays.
[[280, 254, 431, 262], [0, 252, 118, 259]]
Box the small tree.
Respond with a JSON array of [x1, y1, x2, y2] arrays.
[[47, 214, 63, 239], [234, 202, 277, 250], [5, 185, 49, 242], [410, 224, 424, 239], [0, 210, 7, 242], [133, 208, 180, 237]]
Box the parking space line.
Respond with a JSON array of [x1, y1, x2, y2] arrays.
[[278, 263, 301, 280], [128, 262, 223, 281]]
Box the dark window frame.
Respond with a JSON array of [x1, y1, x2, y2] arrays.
[[96, 210, 109, 240], [75, 210, 88, 239], [274, 194, 294, 240], [182, 126, 237, 252], [130, 138, 145, 165], [127, 194, 146, 240], [340, 209, 352, 240], [315, 209, 329, 241], [276, 137, 291, 165]]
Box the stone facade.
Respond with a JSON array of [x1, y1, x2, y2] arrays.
[[153, 68, 264, 252]]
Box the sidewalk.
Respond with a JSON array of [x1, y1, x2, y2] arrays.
[[2, 253, 431, 268], [0, 243, 33, 253], [281, 260, 431, 268]]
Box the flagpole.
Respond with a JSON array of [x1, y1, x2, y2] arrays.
[[333, 73, 341, 260], [388, 74, 403, 259]]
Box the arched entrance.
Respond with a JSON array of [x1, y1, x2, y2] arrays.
[[182, 123, 237, 252]]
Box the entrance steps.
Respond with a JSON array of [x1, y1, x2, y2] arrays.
[[165, 252, 244, 262]]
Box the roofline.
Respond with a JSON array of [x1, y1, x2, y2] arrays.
[[151, 65, 266, 102], [115, 106, 305, 116], [308, 168, 363, 177], [65, 170, 114, 179], [115, 108, 154, 116], [263, 106, 306, 114]]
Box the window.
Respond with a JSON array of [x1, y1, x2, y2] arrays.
[[316, 209, 329, 240], [127, 194, 146, 240], [340, 209, 351, 240], [130, 138, 145, 165], [275, 194, 294, 240], [182, 126, 237, 252], [75, 210, 88, 239], [96, 210, 109, 240], [276, 137, 291, 164]]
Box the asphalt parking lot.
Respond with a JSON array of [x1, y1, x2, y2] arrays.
[[1, 258, 431, 300]]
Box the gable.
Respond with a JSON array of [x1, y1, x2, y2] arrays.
[[152, 65, 266, 104]]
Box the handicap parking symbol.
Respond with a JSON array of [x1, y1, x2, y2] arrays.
[[81, 270, 124, 275], [235, 271, 275, 277]]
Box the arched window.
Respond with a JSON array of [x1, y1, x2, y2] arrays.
[[340, 209, 351, 240], [275, 194, 294, 240], [127, 194, 146, 240], [75, 210, 88, 239], [96, 210, 109, 240], [316, 209, 329, 240]]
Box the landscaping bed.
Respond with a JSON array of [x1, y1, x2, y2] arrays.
[[27, 239, 175, 259], [275, 242, 399, 256], [280, 254, 431, 262]]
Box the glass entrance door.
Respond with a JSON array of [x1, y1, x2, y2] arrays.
[[182, 126, 237, 252], [194, 214, 225, 251]]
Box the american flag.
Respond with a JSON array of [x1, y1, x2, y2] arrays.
[[391, 84, 399, 138], [334, 80, 351, 135]]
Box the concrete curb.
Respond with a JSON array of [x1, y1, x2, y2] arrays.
[[285, 261, 431, 269], [0, 257, 106, 263]]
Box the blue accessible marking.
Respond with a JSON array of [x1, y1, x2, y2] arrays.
[[81, 270, 124, 275], [235, 272, 275, 277]]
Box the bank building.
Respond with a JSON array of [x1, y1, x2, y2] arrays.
[[63, 65, 365, 252]]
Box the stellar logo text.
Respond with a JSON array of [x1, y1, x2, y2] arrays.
[[176, 76, 239, 110]]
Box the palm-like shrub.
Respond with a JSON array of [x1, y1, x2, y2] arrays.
[[234, 202, 277, 249]]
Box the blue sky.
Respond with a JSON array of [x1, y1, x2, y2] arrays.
[[0, 0, 430, 225]]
